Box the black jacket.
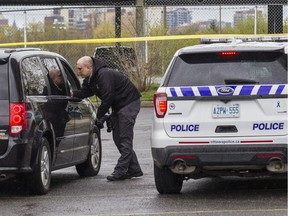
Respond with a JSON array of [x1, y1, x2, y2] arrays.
[[73, 58, 141, 119]]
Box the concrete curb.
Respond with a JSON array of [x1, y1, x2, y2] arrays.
[[93, 101, 153, 108], [141, 101, 153, 107]]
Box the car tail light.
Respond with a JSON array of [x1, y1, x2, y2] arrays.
[[153, 93, 167, 118], [10, 103, 27, 134]]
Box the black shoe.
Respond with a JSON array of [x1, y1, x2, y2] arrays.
[[125, 170, 143, 179], [107, 173, 126, 181]]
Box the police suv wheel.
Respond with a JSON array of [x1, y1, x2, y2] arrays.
[[154, 163, 183, 194], [29, 137, 51, 195], [76, 127, 102, 177]]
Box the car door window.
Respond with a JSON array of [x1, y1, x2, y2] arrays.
[[40, 57, 69, 96], [22, 56, 47, 96], [59, 59, 80, 93]]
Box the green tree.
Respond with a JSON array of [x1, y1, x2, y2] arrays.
[[237, 17, 255, 34], [236, 13, 267, 34], [93, 22, 115, 39], [176, 22, 201, 35], [209, 20, 218, 33], [221, 25, 239, 34], [27, 22, 46, 42], [255, 13, 268, 34], [0, 25, 22, 43], [283, 17, 288, 34]]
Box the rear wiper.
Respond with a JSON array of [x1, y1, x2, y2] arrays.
[[224, 79, 259, 85]]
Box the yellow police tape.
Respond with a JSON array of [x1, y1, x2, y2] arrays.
[[0, 34, 287, 47]]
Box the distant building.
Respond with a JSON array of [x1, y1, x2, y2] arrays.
[[44, 8, 135, 34], [166, 8, 192, 32], [45, 15, 64, 26], [233, 9, 262, 27], [45, 9, 67, 30], [88, 8, 136, 34], [0, 13, 8, 26], [45, 8, 100, 32]]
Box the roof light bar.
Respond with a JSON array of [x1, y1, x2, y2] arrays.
[[200, 38, 233, 44], [200, 36, 288, 44]]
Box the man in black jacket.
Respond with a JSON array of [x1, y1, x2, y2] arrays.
[[73, 56, 143, 181]]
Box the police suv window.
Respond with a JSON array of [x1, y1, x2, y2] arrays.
[[22, 57, 47, 96], [167, 51, 287, 87]]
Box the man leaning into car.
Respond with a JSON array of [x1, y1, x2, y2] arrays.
[[73, 56, 143, 181]]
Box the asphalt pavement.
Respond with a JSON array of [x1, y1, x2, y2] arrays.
[[0, 107, 287, 216]]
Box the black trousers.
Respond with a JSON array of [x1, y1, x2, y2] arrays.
[[112, 99, 142, 175]]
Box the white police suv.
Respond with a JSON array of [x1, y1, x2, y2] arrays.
[[151, 37, 287, 194]]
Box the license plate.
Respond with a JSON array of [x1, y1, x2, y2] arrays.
[[212, 104, 240, 118]]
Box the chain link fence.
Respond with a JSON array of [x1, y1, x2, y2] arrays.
[[0, 2, 287, 91]]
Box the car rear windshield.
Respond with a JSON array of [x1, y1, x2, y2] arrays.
[[0, 64, 9, 100], [166, 51, 287, 86]]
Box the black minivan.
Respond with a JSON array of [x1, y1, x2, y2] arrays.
[[0, 48, 102, 195]]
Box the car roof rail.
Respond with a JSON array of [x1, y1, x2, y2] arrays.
[[4, 48, 41, 53], [200, 36, 288, 44]]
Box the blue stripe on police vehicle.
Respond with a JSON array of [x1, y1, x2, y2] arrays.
[[168, 84, 287, 97]]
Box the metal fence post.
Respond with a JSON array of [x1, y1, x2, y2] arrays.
[[136, 0, 145, 61], [115, 6, 121, 47]]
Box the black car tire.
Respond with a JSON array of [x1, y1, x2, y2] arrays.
[[76, 127, 102, 177], [29, 137, 51, 195], [154, 163, 183, 194]]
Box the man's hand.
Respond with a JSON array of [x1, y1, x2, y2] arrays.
[[96, 118, 104, 130]]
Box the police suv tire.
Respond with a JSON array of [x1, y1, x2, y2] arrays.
[[76, 127, 102, 177], [154, 163, 183, 194], [29, 137, 51, 195]]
